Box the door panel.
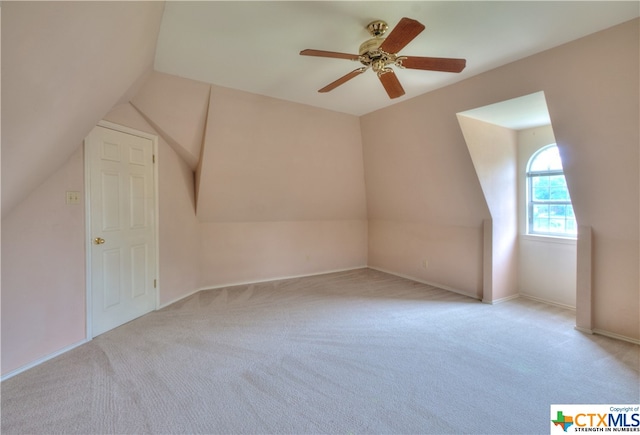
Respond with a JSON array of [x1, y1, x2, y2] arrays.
[[130, 244, 148, 298], [103, 249, 122, 309], [86, 125, 157, 337], [129, 174, 147, 228], [101, 172, 121, 231]]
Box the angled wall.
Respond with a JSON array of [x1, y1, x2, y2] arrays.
[[457, 116, 519, 302], [197, 86, 368, 287], [131, 71, 211, 171], [1, 1, 165, 218]]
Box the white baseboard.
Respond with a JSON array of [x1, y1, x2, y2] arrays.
[[592, 328, 640, 345], [518, 293, 576, 311], [158, 287, 203, 309], [198, 266, 368, 293], [574, 326, 593, 334], [482, 294, 520, 305], [164, 266, 369, 307], [1, 339, 89, 382], [367, 266, 480, 300]]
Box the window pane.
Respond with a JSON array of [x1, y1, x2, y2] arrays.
[[550, 204, 567, 217], [527, 144, 576, 238], [549, 218, 567, 233], [549, 175, 569, 200], [529, 146, 564, 171], [565, 217, 577, 235], [531, 176, 550, 200], [532, 204, 549, 232]]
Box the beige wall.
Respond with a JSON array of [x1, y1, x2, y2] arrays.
[[458, 116, 519, 302], [2, 1, 164, 217], [200, 220, 367, 287], [1, 147, 86, 374], [362, 19, 639, 338], [197, 86, 368, 288], [131, 72, 211, 171]]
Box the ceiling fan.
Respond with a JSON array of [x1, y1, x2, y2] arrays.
[[300, 17, 466, 99]]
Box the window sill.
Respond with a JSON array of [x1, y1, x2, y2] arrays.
[[520, 234, 577, 245]]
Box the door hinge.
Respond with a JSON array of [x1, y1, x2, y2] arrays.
[[154, 279, 157, 288], [152, 154, 156, 164]]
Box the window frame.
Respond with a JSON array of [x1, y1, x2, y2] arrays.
[[526, 144, 577, 239]]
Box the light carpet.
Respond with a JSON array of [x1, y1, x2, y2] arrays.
[[2, 268, 638, 434]]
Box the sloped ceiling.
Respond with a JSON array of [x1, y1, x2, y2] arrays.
[[1, 1, 165, 217], [3, 1, 639, 217], [154, 1, 639, 116]]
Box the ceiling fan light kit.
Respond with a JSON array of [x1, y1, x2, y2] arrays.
[[300, 17, 466, 99]]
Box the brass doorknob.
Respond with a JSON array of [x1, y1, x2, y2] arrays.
[[94, 237, 105, 245]]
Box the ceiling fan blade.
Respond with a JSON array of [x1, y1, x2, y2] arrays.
[[378, 70, 405, 99], [300, 49, 360, 61], [318, 67, 367, 93], [400, 56, 466, 73], [379, 17, 425, 54]]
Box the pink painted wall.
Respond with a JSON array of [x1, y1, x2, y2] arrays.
[[362, 19, 639, 339], [200, 220, 367, 286], [131, 72, 211, 171], [362, 82, 490, 298], [457, 116, 519, 302], [1, 102, 203, 376], [1, 148, 86, 374], [196, 86, 368, 288], [2, 1, 164, 217], [198, 86, 367, 222]]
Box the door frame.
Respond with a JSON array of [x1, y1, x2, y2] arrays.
[[84, 120, 160, 340]]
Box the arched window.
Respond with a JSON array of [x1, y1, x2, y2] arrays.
[[527, 144, 576, 237]]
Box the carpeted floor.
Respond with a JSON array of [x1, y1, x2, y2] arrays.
[[2, 268, 638, 434]]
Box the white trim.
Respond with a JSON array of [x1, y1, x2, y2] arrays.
[[1, 339, 89, 382], [482, 293, 520, 305], [158, 287, 203, 310], [84, 138, 93, 340], [160, 266, 369, 308], [198, 266, 368, 293], [367, 266, 481, 300], [520, 234, 577, 245], [592, 328, 640, 346], [519, 293, 576, 311], [574, 326, 593, 335], [85, 122, 160, 339], [97, 120, 157, 141]]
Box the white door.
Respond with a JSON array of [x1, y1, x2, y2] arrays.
[[86, 125, 157, 337]]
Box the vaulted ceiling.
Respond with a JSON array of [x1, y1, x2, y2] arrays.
[[154, 1, 639, 115], [2, 1, 639, 218]]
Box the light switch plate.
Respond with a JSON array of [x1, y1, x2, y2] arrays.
[[66, 191, 81, 204]]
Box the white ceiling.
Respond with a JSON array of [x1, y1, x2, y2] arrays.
[[154, 1, 639, 116], [458, 91, 550, 131]]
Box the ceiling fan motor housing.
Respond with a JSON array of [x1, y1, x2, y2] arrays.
[[359, 38, 398, 73]]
